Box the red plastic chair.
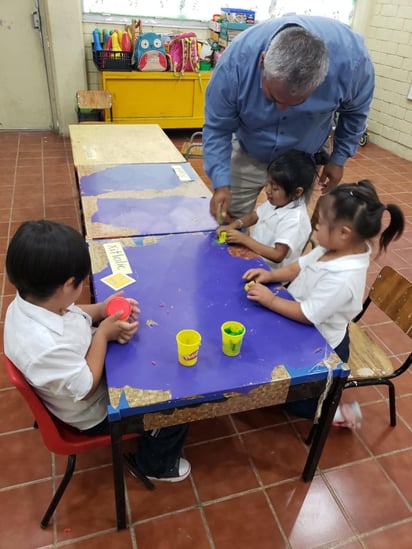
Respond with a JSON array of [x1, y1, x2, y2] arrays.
[[4, 355, 152, 528]]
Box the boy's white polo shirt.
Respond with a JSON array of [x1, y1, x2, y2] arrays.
[[288, 245, 371, 348], [253, 198, 311, 269], [4, 293, 108, 430]]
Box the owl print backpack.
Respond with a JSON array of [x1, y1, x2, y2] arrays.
[[135, 32, 167, 71]]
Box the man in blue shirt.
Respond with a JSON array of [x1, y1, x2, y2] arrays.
[[203, 15, 375, 221]]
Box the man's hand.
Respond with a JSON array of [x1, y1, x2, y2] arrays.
[[210, 187, 231, 223], [318, 162, 344, 194]]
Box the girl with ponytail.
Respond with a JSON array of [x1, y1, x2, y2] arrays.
[[242, 179, 404, 428]]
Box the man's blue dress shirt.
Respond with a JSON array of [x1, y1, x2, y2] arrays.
[[203, 15, 375, 189]]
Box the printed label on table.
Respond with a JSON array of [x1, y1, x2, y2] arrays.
[[101, 273, 136, 291], [103, 242, 132, 274], [172, 164, 193, 182], [83, 145, 97, 160]]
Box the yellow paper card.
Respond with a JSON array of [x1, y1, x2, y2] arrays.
[[101, 273, 136, 291]]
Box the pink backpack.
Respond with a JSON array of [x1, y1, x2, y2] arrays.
[[167, 32, 199, 75]]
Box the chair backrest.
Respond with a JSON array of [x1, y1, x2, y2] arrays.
[[3, 356, 108, 454], [369, 266, 412, 337], [76, 90, 113, 123], [76, 90, 112, 110]]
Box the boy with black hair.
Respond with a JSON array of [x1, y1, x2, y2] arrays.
[[4, 220, 190, 482]]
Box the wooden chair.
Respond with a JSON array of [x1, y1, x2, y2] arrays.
[[346, 266, 412, 425], [181, 131, 203, 159], [76, 90, 113, 123], [4, 356, 153, 528]]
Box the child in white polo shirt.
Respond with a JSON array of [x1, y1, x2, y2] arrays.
[[242, 179, 405, 427], [216, 149, 329, 269], [4, 220, 190, 482]]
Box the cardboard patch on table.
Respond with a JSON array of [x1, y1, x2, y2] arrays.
[[143, 364, 292, 429], [109, 386, 172, 409]]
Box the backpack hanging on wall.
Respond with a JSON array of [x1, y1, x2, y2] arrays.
[[135, 32, 167, 71], [167, 32, 199, 75]]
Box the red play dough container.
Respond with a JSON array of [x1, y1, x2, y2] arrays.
[[106, 297, 131, 320]]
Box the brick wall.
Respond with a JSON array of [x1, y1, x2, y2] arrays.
[[361, 0, 412, 160]]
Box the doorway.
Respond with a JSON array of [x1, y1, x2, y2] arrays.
[[0, 0, 53, 130]]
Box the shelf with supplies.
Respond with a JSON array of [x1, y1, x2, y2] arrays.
[[101, 71, 212, 128]]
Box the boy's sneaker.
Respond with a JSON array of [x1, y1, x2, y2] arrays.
[[333, 401, 362, 430], [124, 453, 191, 484], [147, 458, 191, 483]]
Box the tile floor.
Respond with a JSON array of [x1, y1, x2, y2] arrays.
[[0, 129, 411, 549]]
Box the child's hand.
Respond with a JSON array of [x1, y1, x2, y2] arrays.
[[97, 312, 139, 343], [243, 268, 271, 284], [246, 282, 276, 308], [126, 297, 140, 321], [225, 229, 247, 244], [116, 321, 139, 344], [216, 222, 236, 235]]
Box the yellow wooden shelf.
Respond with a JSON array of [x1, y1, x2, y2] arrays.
[[102, 71, 211, 128]]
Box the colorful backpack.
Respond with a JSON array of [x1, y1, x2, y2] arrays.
[[167, 32, 199, 75], [135, 32, 167, 71]]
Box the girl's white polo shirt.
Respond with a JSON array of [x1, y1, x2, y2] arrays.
[[288, 245, 371, 348], [253, 198, 312, 269]]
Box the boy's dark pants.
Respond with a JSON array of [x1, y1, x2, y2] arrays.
[[81, 419, 189, 477]]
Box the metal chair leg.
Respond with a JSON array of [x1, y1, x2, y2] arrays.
[[386, 380, 396, 426], [40, 454, 77, 528], [302, 379, 344, 482]]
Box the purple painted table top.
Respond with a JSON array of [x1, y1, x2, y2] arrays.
[[90, 232, 347, 420], [79, 163, 217, 239]]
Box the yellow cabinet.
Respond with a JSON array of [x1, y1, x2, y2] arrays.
[[102, 71, 211, 128]]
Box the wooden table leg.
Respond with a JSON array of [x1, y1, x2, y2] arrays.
[[110, 420, 127, 530], [302, 378, 345, 481]]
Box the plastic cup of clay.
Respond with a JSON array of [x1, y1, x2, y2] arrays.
[[106, 297, 131, 320], [176, 329, 202, 366], [221, 321, 246, 357]]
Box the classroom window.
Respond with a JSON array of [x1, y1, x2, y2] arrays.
[[83, 1, 355, 25]]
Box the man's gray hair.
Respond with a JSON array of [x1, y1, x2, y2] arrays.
[[264, 26, 329, 95]]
